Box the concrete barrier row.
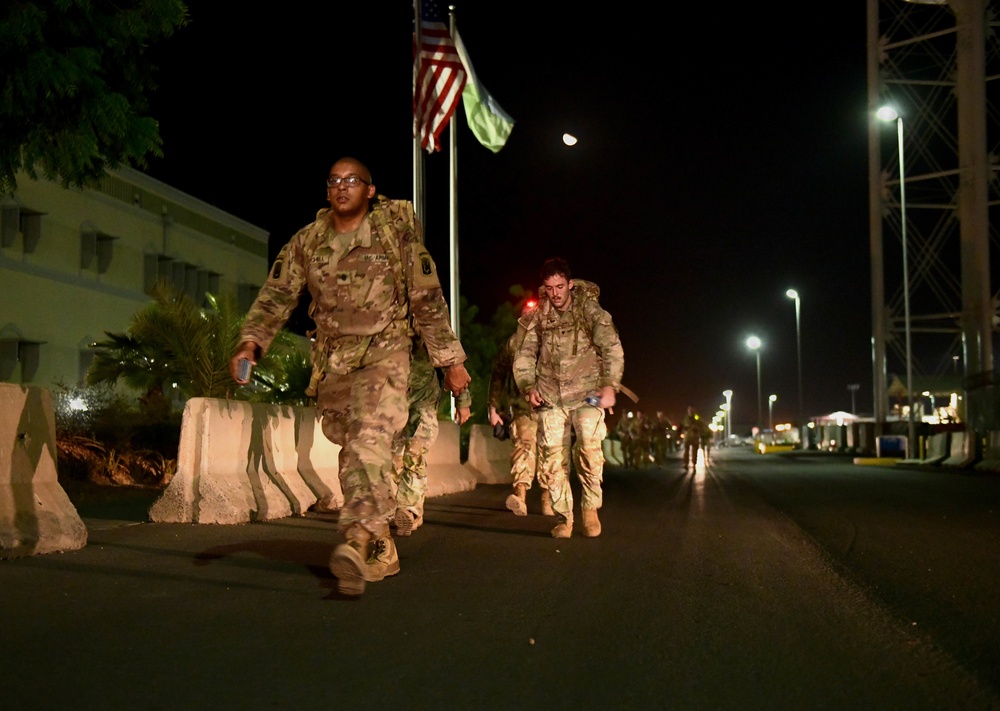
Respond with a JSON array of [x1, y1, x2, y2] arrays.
[[149, 398, 344, 524], [150, 399, 524, 524]]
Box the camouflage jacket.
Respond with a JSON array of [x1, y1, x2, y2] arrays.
[[512, 279, 624, 408], [411, 336, 472, 410], [240, 196, 466, 374], [488, 329, 530, 419]]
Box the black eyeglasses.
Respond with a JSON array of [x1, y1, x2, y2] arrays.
[[326, 176, 369, 188]]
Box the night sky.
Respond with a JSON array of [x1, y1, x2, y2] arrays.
[[143, 4, 874, 429]]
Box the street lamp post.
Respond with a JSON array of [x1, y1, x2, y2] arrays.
[[785, 289, 803, 424], [848, 383, 860, 414], [746, 336, 763, 430], [722, 389, 733, 444], [878, 105, 915, 459], [768, 394, 777, 431]]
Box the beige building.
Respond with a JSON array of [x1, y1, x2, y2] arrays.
[[0, 167, 268, 388]]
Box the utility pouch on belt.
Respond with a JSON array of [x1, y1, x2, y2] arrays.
[[306, 335, 374, 398]]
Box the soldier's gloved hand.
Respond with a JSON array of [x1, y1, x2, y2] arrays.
[[443, 363, 471, 395]]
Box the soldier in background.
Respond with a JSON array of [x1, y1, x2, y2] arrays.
[[514, 258, 624, 538], [652, 411, 673, 466], [700, 420, 714, 465], [489, 326, 552, 517], [392, 337, 472, 536], [613, 413, 636, 468], [230, 156, 470, 596], [682, 406, 704, 469]]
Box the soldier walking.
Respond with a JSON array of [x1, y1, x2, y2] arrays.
[[392, 337, 471, 536], [514, 258, 624, 538], [489, 326, 552, 517], [230, 156, 470, 596]]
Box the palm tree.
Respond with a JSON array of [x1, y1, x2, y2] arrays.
[[88, 283, 311, 404]]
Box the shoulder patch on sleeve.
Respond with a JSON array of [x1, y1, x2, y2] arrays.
[[410, 243, 440, 289]]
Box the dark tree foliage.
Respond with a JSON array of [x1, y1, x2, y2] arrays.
[[0, 0, 188, 193]]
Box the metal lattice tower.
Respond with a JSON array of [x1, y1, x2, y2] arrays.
[[867, 0, 999, 432]]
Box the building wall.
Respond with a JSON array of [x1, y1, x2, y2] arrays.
[[0, 168, 269, 388]]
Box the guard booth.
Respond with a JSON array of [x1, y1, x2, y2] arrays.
[[807, 411, 877, 455]]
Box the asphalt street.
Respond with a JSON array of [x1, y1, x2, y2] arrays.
[[3, 447, 999, 710]]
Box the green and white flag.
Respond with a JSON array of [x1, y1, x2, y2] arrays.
[[453, 27, 515, 153]]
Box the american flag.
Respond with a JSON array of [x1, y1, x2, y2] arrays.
[[413, 0, 466, 153]]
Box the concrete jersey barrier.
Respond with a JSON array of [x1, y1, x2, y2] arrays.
[[974, 430, 1000, 473], [941, 430, 977, 469], [465, 424, 514, 484], [920, 432, 950, 465], [0, 384, 87, 558]]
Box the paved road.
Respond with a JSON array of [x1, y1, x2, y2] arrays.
[[3, 447, 1000, 710]]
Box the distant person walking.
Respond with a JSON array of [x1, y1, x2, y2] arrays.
[[682, 406, 704, 469]]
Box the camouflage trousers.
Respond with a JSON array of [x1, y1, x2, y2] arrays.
[[509, 411, 539, 488], [392, 355, 440, 518], [684, 439, 700, 467], [536, 404, 607, 523], [317, 349, 409, 535]]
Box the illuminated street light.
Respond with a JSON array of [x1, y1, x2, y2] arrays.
[[768, 394, 777, 431], [746, 336, 763, 430], [722, 389, 732, 445], [878, 105, 915, 458], [785, 289, 803, 423]]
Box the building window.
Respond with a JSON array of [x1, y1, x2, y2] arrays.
[[144, 254, 176, 294], [81, 230, 117, 274], [197, 269, 221, 302], [0, 338, 44, 383], [0, 201, 42, 254], [1, 203, 44, 252], [21, 209, 42, 253]]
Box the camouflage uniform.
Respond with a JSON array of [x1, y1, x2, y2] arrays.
[[682, 409, 704, 468], [513, 280, 624, 529], [614, 414, 635, 468], [651, 412, 673, 465], [239, 196, 465, 537], [393, 337, 471, 523], [489, 330, 539, 490]]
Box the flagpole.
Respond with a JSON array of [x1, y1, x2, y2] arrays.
[[448, 5, 460, 422], [448, 6, 460, 340], [413, 0, 426, 221]]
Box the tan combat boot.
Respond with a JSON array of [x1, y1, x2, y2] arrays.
[[393, 507, 423, 537], [329, 523, 372, 596], [364, 527, 400, 582], [581, 508, 602, 537], [505, 483, 528, 516], [551, 517, 573, 538], [540, 489, 554, 516]]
